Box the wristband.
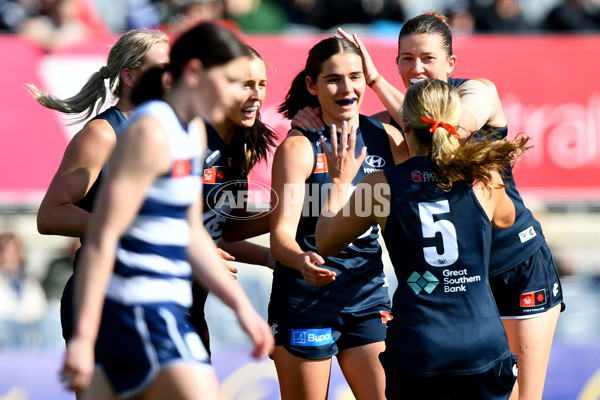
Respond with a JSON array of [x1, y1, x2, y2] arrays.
[[367, 74, 382, 87]]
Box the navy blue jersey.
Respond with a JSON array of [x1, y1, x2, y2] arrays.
[[201, 124, 247, 242], [449, 77, 544, 276], [382, 156, 510, 376], [76, 106, 126, 215], [62, 106, 126, 340], [270, 115, 394, 313]]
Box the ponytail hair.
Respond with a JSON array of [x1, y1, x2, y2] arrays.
[[131, 22, 251, 105], [27, 28, 169, 124], [403, 79, 529, 191], [278, 70, 319, 120], [279, 36, 361, 120]]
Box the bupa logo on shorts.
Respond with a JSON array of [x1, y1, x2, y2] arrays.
[[365, 155, 385, 168], [520, 289, 547, 307], [407, 271, 439, 294], [290, 328, 334, 346], [518, 226, 536, 243], [411, 170, 422, 183]]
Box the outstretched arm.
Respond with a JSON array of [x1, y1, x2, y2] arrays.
[[338, 28, 406, 126]]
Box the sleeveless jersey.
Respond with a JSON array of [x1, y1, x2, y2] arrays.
[[76, 106, 127, 216], [382, 156, 510, 376], [448, 77, 545, 276], [201, 124, 247, 242], [270, 114, 394, 313], [105, 100, 203, 308]]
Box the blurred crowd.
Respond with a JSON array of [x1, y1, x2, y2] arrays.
[[1, 0, 599, 51], [0, 230, 76, 349]]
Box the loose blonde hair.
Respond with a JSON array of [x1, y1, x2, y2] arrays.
[[26, 29, 169, 124], [403, 79, 529, 191]]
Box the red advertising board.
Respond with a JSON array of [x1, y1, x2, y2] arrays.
[[1, 33, 599, 206]]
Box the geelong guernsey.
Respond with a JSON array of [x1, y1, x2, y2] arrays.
[[270, 114, 394, 313], [382, 156, 510, 376], [105, 100, 203, 307], [448, 77, 544, 276]]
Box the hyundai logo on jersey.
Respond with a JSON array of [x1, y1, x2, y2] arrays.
[[365, 155, 385, 168], [290, 328, 334, 346]]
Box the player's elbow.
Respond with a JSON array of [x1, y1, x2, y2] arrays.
[[36, 211, 53, 235]]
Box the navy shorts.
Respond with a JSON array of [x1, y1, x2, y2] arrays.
[[268, 303, 391, 359], [95, 298, 212, 398], [381, 352, 518, 400], [490, 242, 565, 318]]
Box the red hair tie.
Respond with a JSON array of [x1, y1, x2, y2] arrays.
[[427, 11, 444, 21], [421, 116, 460, 137]]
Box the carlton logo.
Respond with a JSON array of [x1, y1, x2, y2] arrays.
[[206, 180, 278, 221], [365, 155, 385, 168]]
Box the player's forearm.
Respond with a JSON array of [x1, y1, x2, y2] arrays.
[[370, 76, 405, 126]]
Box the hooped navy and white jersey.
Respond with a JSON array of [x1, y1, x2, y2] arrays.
[[105, 100, 203, 308], [201, 124, 247, 243], [448, 77, 545, 276], [270, 114, 394, 313], [382, 156, 510, 377]]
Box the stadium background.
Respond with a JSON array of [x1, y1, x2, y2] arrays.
[[0, 30, 599, 399]]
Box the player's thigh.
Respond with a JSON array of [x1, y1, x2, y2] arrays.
[[503, 304, 561, 355], [337, 341, 386, 400], [272, 345, 332, 400], [503, 304, 561, 400], [82, 369, 117, 400], [141, 363, 221, 400]]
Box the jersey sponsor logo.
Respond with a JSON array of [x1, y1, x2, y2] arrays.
[[314, 153, 328, 173], [411, 170, 422, 182], [520, 289, 547, 307], [172, 159, 191, 178], [407, 271, 439, 294], [380, 310, 393, 323], [202, 166, 225, 184], [365, 155, 385, 168], [518, 226, 537, 243], [290, 328, 334, 346]]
